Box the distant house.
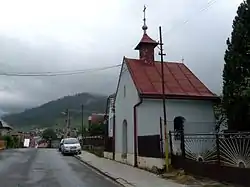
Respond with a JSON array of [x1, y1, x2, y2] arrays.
[[104, 13, 219, 170], [88, 113, 106, 125], [0, 120, 13, 136]]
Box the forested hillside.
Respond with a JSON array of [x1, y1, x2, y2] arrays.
[[2, 93, 107, 130]]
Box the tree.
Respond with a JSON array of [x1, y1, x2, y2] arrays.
[[222, 0, 250, 131], [3, 135, 14, 148], [88, 123, 105, 136], [214, 96, 227, 132], [77, 126, 88, 136], [42, 128, 57, 140]]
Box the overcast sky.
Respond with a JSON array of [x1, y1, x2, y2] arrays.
[[0, 0, 243, 113]]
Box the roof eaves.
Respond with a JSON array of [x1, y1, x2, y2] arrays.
[[134, 34, 158, 50], [114, 57, 126, 101], [140, 93, 219, 101], [0, 120, 13, 130]]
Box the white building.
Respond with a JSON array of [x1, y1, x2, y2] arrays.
[[104, 13, 219, 170]]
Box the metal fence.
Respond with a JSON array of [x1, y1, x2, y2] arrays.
[[169, 131, 250, 186], [81, 136, 104, 157], [82, 136, 104, 147]]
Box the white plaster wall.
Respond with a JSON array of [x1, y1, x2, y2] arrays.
[[137, 99, 216, 136], [167, 99, 216, 134], [114, 153, 164, 170], [104, 152, 113, 160], [115, 153, 134, 166], [114, 61, 139, 154], [137, 99, 217, 155], [108, 98, 115, 137], [137, 156, 165, 169], [108, 116, 114, 137]]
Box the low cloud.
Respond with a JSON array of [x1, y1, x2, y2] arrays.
[[0, 0, 243, 113]]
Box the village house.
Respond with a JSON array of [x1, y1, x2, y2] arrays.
[[88, 113, 106, 126], [0, 120, 13, 136], [104, 9, 219, 170]]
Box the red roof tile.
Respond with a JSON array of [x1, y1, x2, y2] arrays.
[[135, 33, 158, 50], [125, 58, 217, 100]]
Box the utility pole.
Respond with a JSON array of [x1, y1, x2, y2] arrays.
[[68, 110, 71, 137], [159, 26, 169, 171], [81, 104, 84, 141], [65, 108, 70, 137]]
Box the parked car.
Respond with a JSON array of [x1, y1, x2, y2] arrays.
[[60, 138, 81, 155]]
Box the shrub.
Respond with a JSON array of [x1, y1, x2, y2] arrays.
[[3, 135, 14, 148]]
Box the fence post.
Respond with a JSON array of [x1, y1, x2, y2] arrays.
[[216, 133, 221, 165], [180, 130, 185, 158], [169, 131, 173, 156]]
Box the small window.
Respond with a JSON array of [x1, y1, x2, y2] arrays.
[[124, 85, 126, 98], [174, 116, 185, 140]]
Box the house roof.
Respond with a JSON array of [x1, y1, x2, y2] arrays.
[[89, 113, 105, 124], [0, 120, 13, 130], [125, 58, 218, 100]]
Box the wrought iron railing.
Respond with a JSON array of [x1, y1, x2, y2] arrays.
[[169, 131, 250, 168]]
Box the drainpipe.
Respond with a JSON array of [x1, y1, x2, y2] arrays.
[[133, 97, 143, 167], [112, 113, 116, 160]]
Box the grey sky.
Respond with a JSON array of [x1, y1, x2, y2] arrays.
[[0, 0, 243, 113]]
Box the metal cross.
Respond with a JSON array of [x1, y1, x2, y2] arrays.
[[143, 5, 146, 22]]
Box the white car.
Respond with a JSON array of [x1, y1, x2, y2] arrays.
[[61, 138, 82, 155]]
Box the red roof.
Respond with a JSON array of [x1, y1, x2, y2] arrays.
[[135, 33, 158, 50], [125, 58, 217, 100], [90, 114, 105, 124]]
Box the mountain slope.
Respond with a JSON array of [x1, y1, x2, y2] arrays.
[[2, 93, 108, 130]]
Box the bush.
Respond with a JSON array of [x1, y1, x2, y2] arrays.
[[42, 128, 57, 141], [88, 123, 105, 136], [12, 136, 20, 148], [3, 135, 14, 148]]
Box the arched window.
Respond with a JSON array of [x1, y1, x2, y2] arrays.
[[122, 119, 128, 158], [174, 116, 185, 140]]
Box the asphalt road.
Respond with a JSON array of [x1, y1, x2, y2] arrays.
[[0, 149, 120, 187]]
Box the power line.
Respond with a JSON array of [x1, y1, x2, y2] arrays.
[[166, 0, 219, 35], [0, 64, 121, 77], [0, 1, 218, 77]]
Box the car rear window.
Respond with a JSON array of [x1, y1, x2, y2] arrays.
[[64, 138, 79, 144]]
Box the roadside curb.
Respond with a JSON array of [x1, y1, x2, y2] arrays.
[[74, 155, 130, 187]]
